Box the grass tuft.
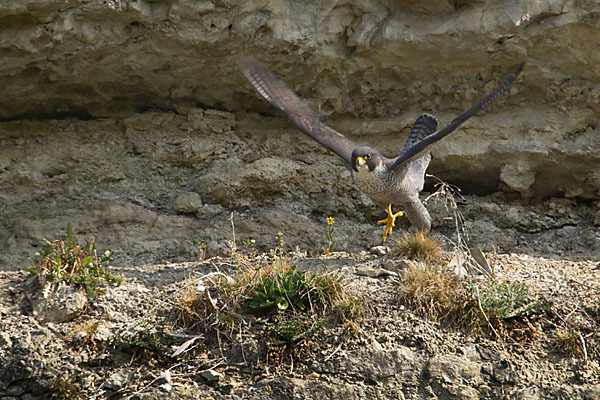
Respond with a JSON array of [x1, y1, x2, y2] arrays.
[[172, 235, 362, 363], [243, 261, 345, 316], [334, 297, 366, 322], [554, 328, 584, 358], [174, 258, 346, 333], [398, 263, 463, 321], [172, 279, 217, 330], [392, 232, 443, 262], [398, 263, 549, 341]]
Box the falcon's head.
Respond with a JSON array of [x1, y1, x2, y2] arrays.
[[351, 147, 383, 173]]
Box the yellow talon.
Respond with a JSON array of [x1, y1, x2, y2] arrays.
[[377, 204, 404, 243]]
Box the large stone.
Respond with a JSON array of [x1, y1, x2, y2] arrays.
[[340, 346, 420, 383], [174, 192, 203, 214], [428, 354, 483, 386], [31, 285, 88, 323]]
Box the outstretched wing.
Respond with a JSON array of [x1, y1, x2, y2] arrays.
[[400, 113, 438, 154], [389, 61, 525, 172], [237, 56, 358, 167]]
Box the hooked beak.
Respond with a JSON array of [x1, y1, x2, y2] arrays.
[[354, 156, 369, 173]]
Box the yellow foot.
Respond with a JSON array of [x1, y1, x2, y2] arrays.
[[377, 204, 404, 243]]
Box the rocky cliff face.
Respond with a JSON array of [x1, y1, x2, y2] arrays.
[[1, 0, 599, 267]]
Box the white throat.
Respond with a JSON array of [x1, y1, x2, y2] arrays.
[[356, 163, 370, 174]]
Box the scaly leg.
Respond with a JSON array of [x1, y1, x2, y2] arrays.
[[377, 204, 404, 243]]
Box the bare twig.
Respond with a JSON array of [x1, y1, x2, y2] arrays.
[[126, 362, 182, 399], [426, 175, 493, 278], [578, 331, 589, 363], [239, 322, 247, 365], [324, 343, 343, 361], [229, 212, 237, 257], [476, 286, 501, 339]]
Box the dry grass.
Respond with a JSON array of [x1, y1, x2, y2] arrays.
[[392, 231, 443, 262], [173, 256, 350, 336], [555, 329, 581, 355], [398, 263, 463, 321], [398, 263, 550, 341], [71, 320, 101, 349], [170, 253, 365, 366], [554, 328, 584, 358], [172, 277, 223, 331], [333, 297, 366, 322]]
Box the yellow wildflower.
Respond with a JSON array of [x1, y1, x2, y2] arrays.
[[327, 216, 335, 226]]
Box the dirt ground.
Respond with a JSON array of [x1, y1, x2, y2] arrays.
[[1, 108, 599, 399], [1, 218, 599, 399]]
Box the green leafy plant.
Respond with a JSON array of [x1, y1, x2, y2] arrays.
[[245, 264, 313, 313], [465, 280, 549, 322], [461, 280, 550, 340], [187, 236, 209, 260], [108, 322, 175, 355], [267, 231, 286, 264], [267, 313, 325, 346], [24, 223, 121, 300], [241, 238, 258, 261], [242, 238, 256, 251]]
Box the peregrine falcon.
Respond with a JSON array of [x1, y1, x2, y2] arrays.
[[237, 56, 524, 242]]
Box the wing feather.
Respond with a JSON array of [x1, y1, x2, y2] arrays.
[[400, 113, 438, 154], [389, 61, 525, 172], [237, 56, 358, 166]]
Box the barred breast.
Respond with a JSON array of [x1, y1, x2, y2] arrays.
[[352, 167, 411, 208]]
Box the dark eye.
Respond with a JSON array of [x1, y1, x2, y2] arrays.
[[365, 154, 372, 160]]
